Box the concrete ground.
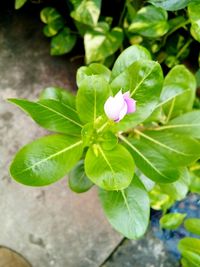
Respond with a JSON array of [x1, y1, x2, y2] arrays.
[[0, 3, 179, 267]]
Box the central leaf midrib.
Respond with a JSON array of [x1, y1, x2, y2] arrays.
[[119, 135, 171, 181], [130, 64, 156, 97], [135, 130, 192, 156], [38, 102, 82, 128], [16, 140, 82, 175]]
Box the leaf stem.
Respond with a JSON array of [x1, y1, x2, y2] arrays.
[[165, 97, 176, 124], [162, 19, 190, 46], [118, 0, 127, 26], [97, 121, 109, 133], [121, 189, 132, 216]]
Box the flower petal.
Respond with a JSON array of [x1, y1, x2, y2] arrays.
[[104, 90, 125, 120], [123, 91, 136, 113]]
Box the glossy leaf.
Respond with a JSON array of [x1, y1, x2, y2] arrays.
[[10, 135, 83, 186], [70, 0, 101, 26], [178, 238, 200, 266], [160, 213, 186, 230], [159, 168, 190, 201], [149, 0, 193, 11], [100, 131, 118, 151], [40, 7, 62, 24], [111, 60, 163, 130], [188, 3, 200, 42], [39, 87, 75, 108], [156, 111, 200, 139], [136, 130, 200, 166], [99, 175, 150, 239], [76, 63, 111, 87], [15, 0, 27, 9], [120, 135, 181, 184], [158, 65, 196, 118], [129, 6, 169, 38], [76, 76, 111, 123], [43, 19, 64, 37], [85, 144, 134, 190], [184, 218, 200, 236], [68, 160, 93, 193], [190, 174, 200, 194], [8, 98, 82, 135], [51, 28, 77, 56], [149, 185, 174, 211], [84, 23, 123, 64], [111, 45, 151, 81]]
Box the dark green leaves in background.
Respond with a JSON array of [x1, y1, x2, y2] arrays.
[[84, 23, 123, 64], [99, 176, 150, 239], [51, 27, 77, 55], [178, 238, 200, 267], [149, 0, 193, 11], [188, 2, 200, 42], [15, 0, 27, 9], [70, 0, 102, 26], [160, 213, 186, 230], [129, 6, 169, 38]]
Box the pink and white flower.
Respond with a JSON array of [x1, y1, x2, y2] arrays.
[[104, 90, 136, 122]]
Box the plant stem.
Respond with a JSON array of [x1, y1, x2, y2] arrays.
[[165, 97, 176, 124], [175, 38, 193, 60], [162, 19, 190, 46], [119, 0, 127, 26]]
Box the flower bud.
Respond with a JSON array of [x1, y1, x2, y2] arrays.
[[104, 90, 136, 122]]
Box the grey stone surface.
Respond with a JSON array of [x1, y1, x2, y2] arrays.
[[102, 229, 180, 267], [0, 8, 122, 267]]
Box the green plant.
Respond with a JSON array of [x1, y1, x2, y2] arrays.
[[8, 45, 200, 239], [15, 0, 200, 68]]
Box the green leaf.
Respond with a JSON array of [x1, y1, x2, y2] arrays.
[[148, 0, 193, 11], [156, 111, 200, 139], [99, 175, 150, 239], [51, 28, 77, 56], [160, 213, 186, 230], [184, 218, 200, 236], [8, 98, 82, 135], [159, 168, 190, 201], [84, 23, 123, 64], [10, 135, 83, 186], [68, 160, 93, 193], [85, 144, 134, 190], [39, 87, 75, 108], [188, 2, 200, 43], [120, 135, 181, 184], [129, 6, 169, 38], [70, 0, 101, 26], [15, 0, 27, 9], [40, 7, 62, 24], [110, 45, 151, 81], [76, 76, 111, 123], [43, 19, 65, 37], [111, 60, 163, 130], [135, 130, 200, 166], [178, 238, 200, 266], [158, 65, 196, 119], [100, 131, 118, 151], [149, 185, 174, 211], [76, 63, 111, 87], [190, 173, 200, 194]]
